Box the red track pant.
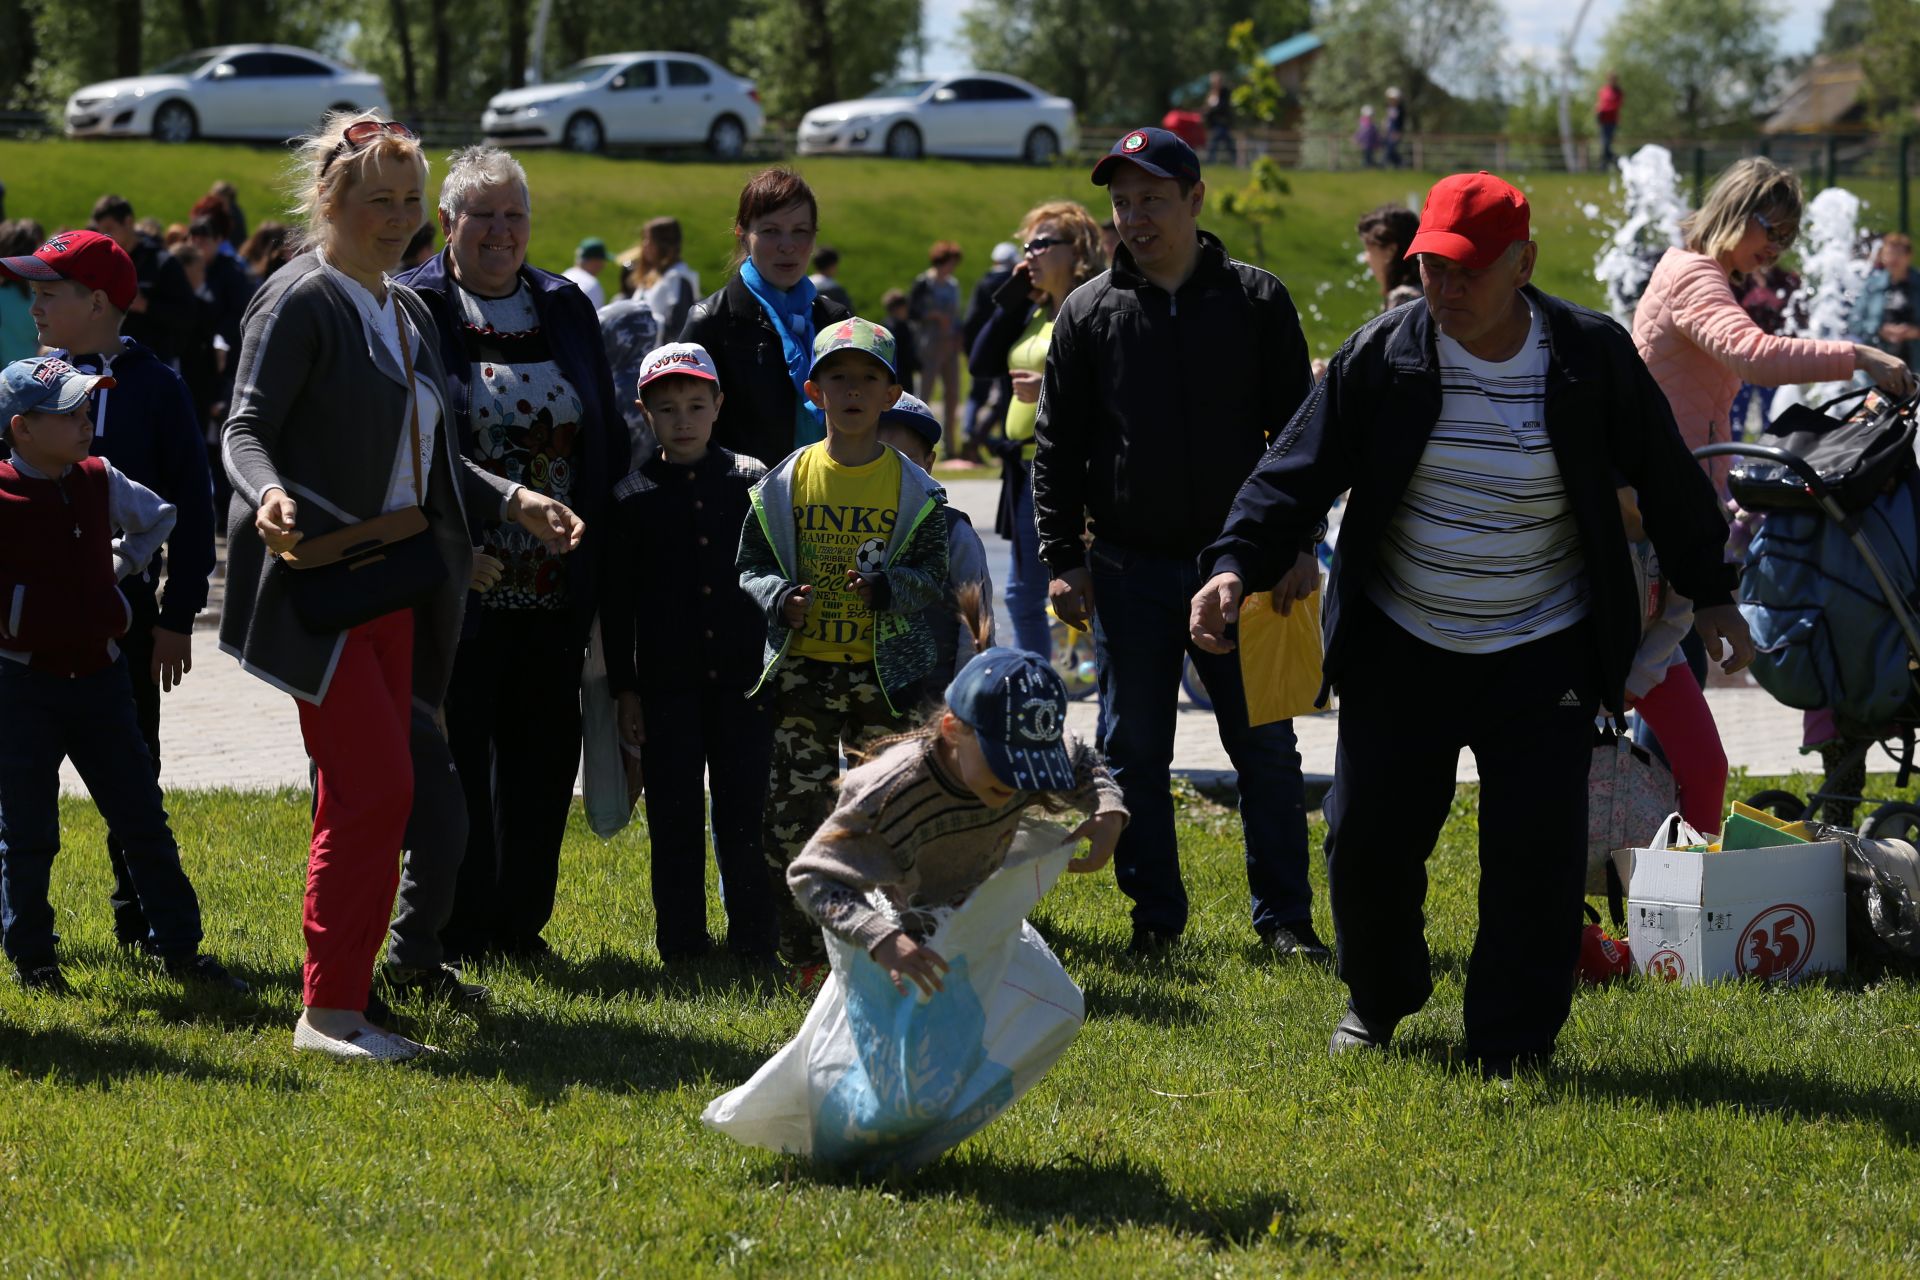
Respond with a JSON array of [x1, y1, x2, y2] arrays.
[[294, 610, 415, 1009], [1629, 663, 1728, 836]]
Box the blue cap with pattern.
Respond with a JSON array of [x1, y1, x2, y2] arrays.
[[946, 646, 1075, 791]]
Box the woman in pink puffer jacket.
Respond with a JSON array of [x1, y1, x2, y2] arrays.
[[1632, 157, 1914, 496]]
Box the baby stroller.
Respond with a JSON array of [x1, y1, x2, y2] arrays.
[[1697, 386, 1920, 840]]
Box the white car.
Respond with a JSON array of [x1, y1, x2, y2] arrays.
[[797, 72, 1077, 165], [482, 53, 763, 158], [65, 45, 387, 143]]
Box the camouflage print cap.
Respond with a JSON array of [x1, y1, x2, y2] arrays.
[[808, 316, 897, 380]]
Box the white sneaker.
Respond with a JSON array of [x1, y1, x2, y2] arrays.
[[293, 1015, 421, 1062]]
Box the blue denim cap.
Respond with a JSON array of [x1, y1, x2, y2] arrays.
[[879, 391, 941, 448], [0, 356, 113, 423], [946, 646, 1075, 791]]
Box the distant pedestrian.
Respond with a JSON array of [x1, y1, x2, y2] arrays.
[[1595, 73, 1623, 169], [636, 216, 699, 339], [809, 245, 852, 310], [1203, 71, 1236, 166], [564, 236, 610, 308], [90, 194, 193, 364], [1355, 106, 1380, 169], [909, 241, 965, 457], [1355, 204, 1421, 308], [1383, 88, 1406, 169]]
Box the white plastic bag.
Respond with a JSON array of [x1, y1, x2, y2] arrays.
[[579, 620, 632, 839], [702, 821, 1084, 1175]]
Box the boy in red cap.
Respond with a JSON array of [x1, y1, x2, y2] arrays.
[[0, 356, 243, 994], [2, 229, 219, 954], [1193, 170, 1748, 1076]]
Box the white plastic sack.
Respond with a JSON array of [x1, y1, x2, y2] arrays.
[[702, 821, 1084, 1175], [579, 619, 632, 839]]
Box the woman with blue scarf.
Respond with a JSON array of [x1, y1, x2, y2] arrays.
[[681, 169, 853, 468]]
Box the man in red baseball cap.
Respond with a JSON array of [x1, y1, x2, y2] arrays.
[[1190, 169, 1751, 1078]]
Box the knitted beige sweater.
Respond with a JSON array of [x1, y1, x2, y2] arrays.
[[787, 733, 1127, 953]]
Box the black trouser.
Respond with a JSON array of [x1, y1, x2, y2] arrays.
[[441, 609, 586, 957], [385, 706, 469, 970], [638, 677, 776, 961], [1324, 602, 1598, 1063], [108, 592, 162, 946]]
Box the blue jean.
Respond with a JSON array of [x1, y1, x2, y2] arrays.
[[1004, 466, 1052, 658], [0, 656, 202, 966], [1087, 540, 1313, 936]]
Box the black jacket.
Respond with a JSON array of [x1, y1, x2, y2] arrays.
[[678, 275, 852, 468], [1032, 230, 1313, 570], [395, 249, 631, 642], [1200, 287, 1739, 715], [601, 447, 769, 699], [121, 235, 194, 364]]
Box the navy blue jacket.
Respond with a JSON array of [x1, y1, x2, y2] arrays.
[[601, 446, 769, 700], [1200, 287, 1739, 715], [395, 250, 631, 640], [66, 337, 215, 632]]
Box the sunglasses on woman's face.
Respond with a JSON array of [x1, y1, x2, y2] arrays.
[[1023, 237, 1067, 256], [322, 120, 419, 174], [1751, 210, 1796, 249]]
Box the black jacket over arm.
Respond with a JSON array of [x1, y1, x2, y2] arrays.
[[1199, 287, 1738, 715], [678, 275, 852, 468], [1031, 231, 1314, 572]]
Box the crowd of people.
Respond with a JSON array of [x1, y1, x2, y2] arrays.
[[2, 109, 1911, 1079]]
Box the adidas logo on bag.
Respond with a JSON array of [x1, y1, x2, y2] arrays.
[[1558, 690, 1582, 707]]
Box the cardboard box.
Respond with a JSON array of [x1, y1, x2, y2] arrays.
[[1627, 842, 1846, 985]]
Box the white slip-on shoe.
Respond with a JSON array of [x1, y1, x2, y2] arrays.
[[293, 1016, 420, 1062]]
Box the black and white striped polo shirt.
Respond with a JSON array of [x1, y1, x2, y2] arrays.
[[1366, 306, 1589, 653]]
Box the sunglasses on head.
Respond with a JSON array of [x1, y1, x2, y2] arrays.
[[1023, 237, 1068, 256], [1751, 210, 1796, 249], [321, 120, 419, 175]]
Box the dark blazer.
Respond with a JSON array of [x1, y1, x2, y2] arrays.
[[678, 274, 851, 467], [1201, 286, 1739, 715], [396, 249, 631, 641]]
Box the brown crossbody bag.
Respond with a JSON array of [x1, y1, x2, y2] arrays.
[[277, 318, 448, 633]]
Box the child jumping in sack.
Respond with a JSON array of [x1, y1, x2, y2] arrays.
[[788, 646, 1126, 996], [705, 649, 1126, 1172]]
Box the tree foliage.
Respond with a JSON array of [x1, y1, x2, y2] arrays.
[[1861, 0, 1920, 125], [1819, 0, 1870, 55], [960, 0, 1309, 128], [1594, 0, 1783, 139], [1300, 0, 1505, 134], [730, 0, 922, 122]]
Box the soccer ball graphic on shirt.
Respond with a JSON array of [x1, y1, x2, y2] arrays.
[[854, 537, 888, 576]]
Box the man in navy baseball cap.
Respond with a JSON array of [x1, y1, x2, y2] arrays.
[[1090, 126, 1202, 189]]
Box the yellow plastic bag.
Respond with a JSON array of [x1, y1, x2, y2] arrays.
[[1238, 589, 1324, 726]]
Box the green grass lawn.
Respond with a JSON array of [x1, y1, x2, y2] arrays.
[[4, 775, 1918, 1276], [0, 139, 1640, 357]]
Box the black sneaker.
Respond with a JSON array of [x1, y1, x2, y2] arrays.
[[161, 953, 251, 993], [17, 962, 71, 994], [1128, 927, 1181, 956], [1259, 922, 1333, 966], [365, 987, 398, 1031], [385, 963, 489, 1006], [1328, 1006, 1395, 1058]]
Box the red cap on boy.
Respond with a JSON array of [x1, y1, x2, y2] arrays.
[[1404, 172, 1531, 271], [0, 230, 139, 312]]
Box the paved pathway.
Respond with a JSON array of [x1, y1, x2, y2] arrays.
[[61, 478, 1844, 796]]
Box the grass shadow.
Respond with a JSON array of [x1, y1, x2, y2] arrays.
[[1029, 917, 1210, 981], [0, 1021, 281, 1088], [908, 1151, 1338, 1251], [1077, 973, 1210, 1028], [1574, 1057, 1920, 1146]]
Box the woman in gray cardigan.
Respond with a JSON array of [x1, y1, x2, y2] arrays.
[[221, 114, 584, 1061]]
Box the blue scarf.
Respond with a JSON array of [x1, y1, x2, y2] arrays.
[[740, 259, 824, 448]]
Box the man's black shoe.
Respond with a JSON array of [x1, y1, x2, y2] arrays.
[[365, 988, 398, 1031], [162, 953, 251, 993], [16, 962, 71, 994], [385, 963, 489, 1006], [1259, 922, 1332, 966], [1128, 927, 1180, 956], [1328, 1007, 1395, 1058]]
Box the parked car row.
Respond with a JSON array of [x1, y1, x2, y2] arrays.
[[64, 46, 1079, 166]]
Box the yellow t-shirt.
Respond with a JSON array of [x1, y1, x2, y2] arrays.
[[1003, 309, 1054, 458], [788, 442, 902, 664]]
